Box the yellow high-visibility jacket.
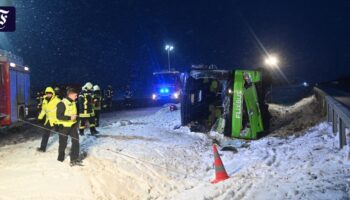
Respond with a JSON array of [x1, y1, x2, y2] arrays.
[[38, 87, 61, 126], [56, 98, 77, 127]]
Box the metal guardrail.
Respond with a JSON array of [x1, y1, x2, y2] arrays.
[[314, 87, 349, 149]]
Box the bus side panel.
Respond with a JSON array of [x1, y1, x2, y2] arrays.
[[10, 69, 18, 123]]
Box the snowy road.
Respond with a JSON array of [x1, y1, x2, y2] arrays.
[[0, 102, 349, 199], [318, 86, 350, 110]]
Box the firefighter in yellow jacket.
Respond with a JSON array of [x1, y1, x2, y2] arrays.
[[37, 87, 61, 152]]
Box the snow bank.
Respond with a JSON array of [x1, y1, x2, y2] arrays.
[[269, 95, 325, 137], [174, 122, 350, 200]]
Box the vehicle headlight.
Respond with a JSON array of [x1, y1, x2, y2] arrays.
[[173, 92, 180, 99], [152, 94, 157, 100]]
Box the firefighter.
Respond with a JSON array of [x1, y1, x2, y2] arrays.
[[56, 87, 82, 166], [123, 84, 133, 108], [78, 82, 99, 135], [37, 87, 61, 152], [92, 85, 102, 127], [104, 85, 114, 110]]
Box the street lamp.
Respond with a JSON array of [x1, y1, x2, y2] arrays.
[[165, 44, 174, 71], [264, 55, 279, 68]]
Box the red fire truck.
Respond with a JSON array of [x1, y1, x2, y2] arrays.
[[0, 49, 31, 127]]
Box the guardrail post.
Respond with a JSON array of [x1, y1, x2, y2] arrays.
[[332, 110, 338, 134], [316, 90, 350, 150], [327, 104, 332, 122], [322, 99, 325, 115], [339, 118, 347, 148]]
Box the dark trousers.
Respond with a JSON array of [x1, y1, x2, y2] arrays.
[[39, 123, 55, 151], [106, 98, 112, 110], [57, 123, 79, 162], [79, 117, 96, 134], [94, 110, 100, 127]]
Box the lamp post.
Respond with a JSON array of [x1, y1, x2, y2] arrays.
[[264, 55, 279, 103], [165, 44, 174, 71]]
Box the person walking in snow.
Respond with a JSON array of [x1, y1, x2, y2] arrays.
[[56, 87, 82, 166], [37, 87, 61, 152]]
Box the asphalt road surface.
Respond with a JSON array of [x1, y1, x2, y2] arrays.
[[318, 85, 350, 110]]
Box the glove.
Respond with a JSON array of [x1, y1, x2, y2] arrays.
[[37, 118, 44, 124]]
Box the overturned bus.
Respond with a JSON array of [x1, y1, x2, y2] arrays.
[[180, 65, 270, 139]]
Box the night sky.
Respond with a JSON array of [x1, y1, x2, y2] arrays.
[[1, 0, 350, 93]]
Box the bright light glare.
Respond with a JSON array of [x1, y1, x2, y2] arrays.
[[152, 94, 157, 100], [264, 55, 279, 67], [173, 92, 179, 99], [303, 82, 309, 87], [165, 44, 174, 51], [24, 66, 29, 71], [10, 62, 16, 67]]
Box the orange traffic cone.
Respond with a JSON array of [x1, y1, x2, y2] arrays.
[[211, 144, 230, 184]]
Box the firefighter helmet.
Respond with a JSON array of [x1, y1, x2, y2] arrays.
[[93, 85, 100, 91], [54, 86, 60, 92], [83, 82, 93, 91]]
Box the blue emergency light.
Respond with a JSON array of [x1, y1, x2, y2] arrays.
[[160, 88, 169, 94]]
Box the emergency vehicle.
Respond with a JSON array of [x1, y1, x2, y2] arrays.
[[0, 49, 30, 127], [151, 70, 181, 101]]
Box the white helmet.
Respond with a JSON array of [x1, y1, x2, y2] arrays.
[[93, 85, 100, 91], [83, 82, 93, 91]]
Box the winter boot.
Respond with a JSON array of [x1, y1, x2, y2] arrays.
[[90, 127, 99, 135], [70, 160, 83, 167], [57, 153, 65, 162], [36, 147, 46, 152]]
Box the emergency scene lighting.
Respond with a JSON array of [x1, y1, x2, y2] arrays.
[[0, 1, 349, 200]]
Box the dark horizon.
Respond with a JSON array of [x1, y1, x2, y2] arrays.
[[1, 0, 350, 92]]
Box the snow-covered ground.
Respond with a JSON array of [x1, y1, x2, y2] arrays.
[[0, 100, 349, 200]]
